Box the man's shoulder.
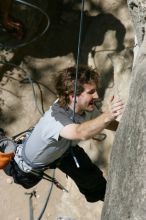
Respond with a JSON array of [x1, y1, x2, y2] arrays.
[[51, 101, 72, 126], [51, 101, 67, 115]]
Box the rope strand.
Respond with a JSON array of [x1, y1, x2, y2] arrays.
[[72, 0, 85, 169], [73, 0, 85, 121]]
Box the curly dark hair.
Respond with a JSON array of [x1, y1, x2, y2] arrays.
[[55, 65, 99, 107]]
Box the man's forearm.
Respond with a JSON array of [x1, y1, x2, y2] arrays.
[[60, 97, 124, 141], [76, 112, 114, 140]]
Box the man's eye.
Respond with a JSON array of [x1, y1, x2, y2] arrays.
[[87, 89, 96, 94]]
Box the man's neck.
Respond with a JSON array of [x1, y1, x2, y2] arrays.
[[68, 104, 84, 115]]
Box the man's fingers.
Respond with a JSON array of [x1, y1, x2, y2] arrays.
[[112, 103, 124, 111], [112, 100, 124, 109], [110, 99, 124, 118]]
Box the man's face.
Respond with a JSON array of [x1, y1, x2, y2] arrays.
[[75, 83, 99, 113]]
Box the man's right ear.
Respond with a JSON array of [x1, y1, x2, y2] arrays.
[[69, 94, 74, 102]]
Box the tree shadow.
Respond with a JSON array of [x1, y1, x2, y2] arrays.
[[0, 0, 126, 84], [80, 13, 126, 63]]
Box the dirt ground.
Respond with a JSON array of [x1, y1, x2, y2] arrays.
[[0, 0, 134, 219]]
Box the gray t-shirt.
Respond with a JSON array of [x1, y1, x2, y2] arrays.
[[14, 100, 90, 172]]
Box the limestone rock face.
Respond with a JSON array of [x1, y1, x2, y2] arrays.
[[101, 1, 146, 220]]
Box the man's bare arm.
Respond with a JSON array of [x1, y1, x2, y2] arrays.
[[60, 98, 124, 140]]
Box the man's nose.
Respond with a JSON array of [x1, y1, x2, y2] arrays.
[[93, 91, 99, 99]]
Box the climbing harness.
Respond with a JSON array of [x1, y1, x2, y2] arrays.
[[11, 130, 68, 193]]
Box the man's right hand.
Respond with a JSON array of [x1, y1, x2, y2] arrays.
[[107, 96, 124, 121]]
